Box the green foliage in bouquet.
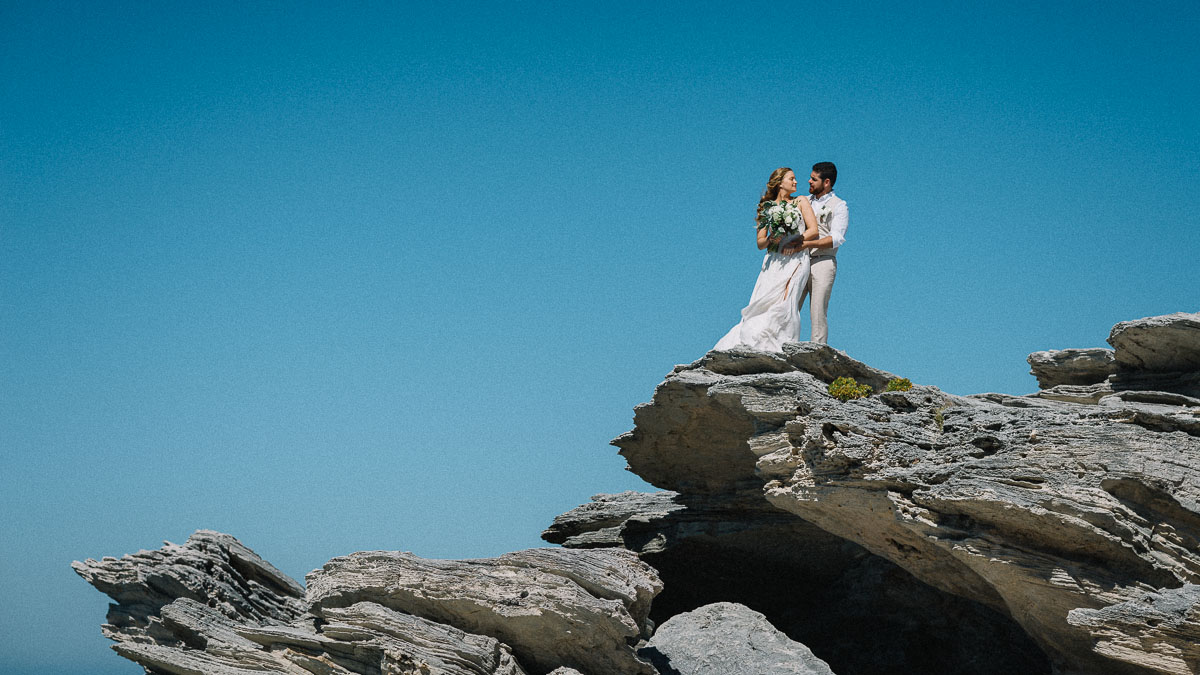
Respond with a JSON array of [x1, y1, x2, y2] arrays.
[[828, 376, 873, 401], [885, 377, 913, 392]]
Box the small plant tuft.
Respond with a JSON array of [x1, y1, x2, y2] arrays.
[[932, 403, 951, 433], [828, 376, 873, 401], [885, 377, 913, 392]]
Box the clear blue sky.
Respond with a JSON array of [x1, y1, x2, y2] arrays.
[[2, 2, 1197, 672]]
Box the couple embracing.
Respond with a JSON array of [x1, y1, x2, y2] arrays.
[[715, 163, 849, 352]]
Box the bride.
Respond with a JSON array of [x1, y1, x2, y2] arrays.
[[714, 167, 819, 352]]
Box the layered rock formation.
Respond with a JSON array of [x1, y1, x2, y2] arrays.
[[1029, 312, 1200, 405], [75, 533, 660, 674], [71, 530, 309, 672], [77, 311, 1200, 675], [548, 313, 1200, 674], [306, 548, 660, 674]]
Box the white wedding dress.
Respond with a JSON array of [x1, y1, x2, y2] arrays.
[[714, 233, 812, 352]]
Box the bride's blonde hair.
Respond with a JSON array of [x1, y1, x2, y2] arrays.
[[758, 167, 793, 220]]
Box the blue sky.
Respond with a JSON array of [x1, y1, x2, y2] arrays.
[[2, 2, 1198, 672]]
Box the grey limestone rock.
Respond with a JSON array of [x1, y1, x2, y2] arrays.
[[599, 314, 1200, 674], [77, 533, 669, 674], [617, 342, 895, 495], [1109, 312, 1200, 372], [1110, 370, 1200, 401], [542, 490, 814, 556], [1027, 348, 1117, 389], [71, 529, 306, 647], [541, 490, 684, 549], [683, 341, 898, 390], [306, 547, 661, 675], [1067, 584, 1200, 675], [240, 601, 529, 675], [1028, 313, 1200, 401], [640, 602, 835, 675], [1032, 381, 1115, 404], [78, 311, 1200, 675]]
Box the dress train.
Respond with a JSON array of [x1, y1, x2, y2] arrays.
[[714, 247, 812, 352]]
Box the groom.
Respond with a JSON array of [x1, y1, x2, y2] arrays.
[[782, 162, 848, 344]]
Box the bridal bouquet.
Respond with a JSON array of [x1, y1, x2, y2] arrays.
[[757, 199, 803, 253]]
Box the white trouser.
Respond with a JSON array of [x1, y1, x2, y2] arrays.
[[799, 256, 836, 344]]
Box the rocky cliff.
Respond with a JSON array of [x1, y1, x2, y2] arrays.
[[76, 312, 1200, 675]]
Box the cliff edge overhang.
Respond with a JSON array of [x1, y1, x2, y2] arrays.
[[570, 311, 1200, 675]]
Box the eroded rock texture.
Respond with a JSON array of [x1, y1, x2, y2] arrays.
[[78, 311, 1200, 675], [75, 533, 660, 674], [71, 531, 305, 651], [1028, 348, 1118, 389], [306, 548, 660, 675], [1031, 312, 1200, 405], [580, 316, 1200, 675], [1110, 313, 1200, 373]]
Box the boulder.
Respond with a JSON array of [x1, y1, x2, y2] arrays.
[[1109, 312, 1200, 372], [1027, 348, 1116, 388], [639, 602, 835, 675]]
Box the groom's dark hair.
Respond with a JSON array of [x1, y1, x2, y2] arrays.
[[812, 162, 837, 187]]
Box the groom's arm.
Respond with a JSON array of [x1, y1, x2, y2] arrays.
[[801, 201, 849, 250]]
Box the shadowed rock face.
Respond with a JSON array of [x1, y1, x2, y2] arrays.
[[545, 489, 1051, 675]]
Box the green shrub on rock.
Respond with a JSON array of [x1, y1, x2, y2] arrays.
[[885, 378, 913, 392], [828, 377, 873, 401]]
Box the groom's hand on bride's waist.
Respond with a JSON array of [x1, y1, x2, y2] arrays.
[[780, 242, 802, 255]]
